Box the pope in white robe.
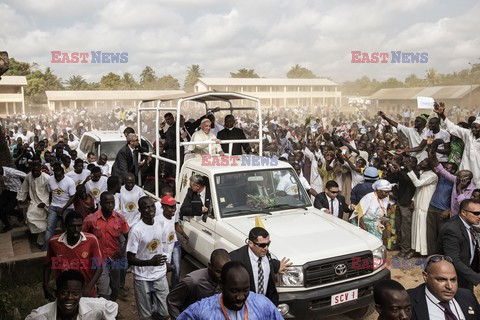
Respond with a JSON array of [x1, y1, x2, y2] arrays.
[[189, 119, 224, 157]]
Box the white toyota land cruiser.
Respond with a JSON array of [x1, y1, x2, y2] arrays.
[[136, 92, 390, 319]]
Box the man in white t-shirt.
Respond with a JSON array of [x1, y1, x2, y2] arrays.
[[96, 153, 110, 176], [43, 166, 76, 251], [119, 173, 145, 227], [66, 159, 90, 186], [127, 196, 169, 320], [84, 166, 108, 205], [422, 117, 451, 163]]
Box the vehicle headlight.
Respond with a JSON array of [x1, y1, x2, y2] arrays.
[[372, 245, 387, 270], [279, 266, 304, 287]]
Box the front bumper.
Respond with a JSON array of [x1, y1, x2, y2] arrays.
[[278, 268, 390, 319]]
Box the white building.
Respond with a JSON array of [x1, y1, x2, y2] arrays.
[[0, 76, 27, 115], [46, 90, 185, 112], [194, 77, 341, 107]]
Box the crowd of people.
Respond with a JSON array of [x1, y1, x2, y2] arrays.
[[1, 99, 480, 319]]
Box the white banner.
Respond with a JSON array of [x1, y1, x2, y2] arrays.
[[417, 96, 434, 109]]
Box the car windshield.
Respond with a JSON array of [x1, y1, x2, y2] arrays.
[[215, 168, 311, 218], [96, 141, 127, 160]]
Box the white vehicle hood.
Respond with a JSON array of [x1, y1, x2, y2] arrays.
[[223, 208, 382, 265]]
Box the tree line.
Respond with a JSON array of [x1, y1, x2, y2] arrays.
[[4, 57, 480, 104]]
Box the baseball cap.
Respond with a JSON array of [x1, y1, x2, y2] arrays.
[[161, 195, 176, 206], [363, 167, 379, 180]]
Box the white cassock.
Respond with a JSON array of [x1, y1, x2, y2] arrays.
[[17, 172, 50, 234], [189, 130, 223, 156], [407, 170, 438, 255]]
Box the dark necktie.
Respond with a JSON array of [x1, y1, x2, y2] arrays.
[[470, 228, 480, 272], [439, 301, 458, 320], [330, 199, 334, 216], [258, 257, 264, 295]]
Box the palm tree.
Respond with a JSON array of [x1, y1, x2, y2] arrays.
[[425, 68, 437, 86], [65, 75, 88, 90], [230, 68, 260, 78], [287, 64, 317, 78], [184, 64, 204, 92], [121, 72, 137, 89], [140, 66, 156, 87]]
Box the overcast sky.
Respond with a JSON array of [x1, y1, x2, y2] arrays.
[[1, 0, 479, 84]]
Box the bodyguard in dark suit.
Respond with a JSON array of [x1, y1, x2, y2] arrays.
[[229, 227, 292, 306], [313, 180, 352, 219], [111, 133, 139, 183], [217, 115, 251, 155], [408, 256, 480, 320], [437, 199, 480, 290], [180, 175, 211, 220]]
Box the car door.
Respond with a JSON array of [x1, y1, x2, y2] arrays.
[[178, 170, 216, 266]]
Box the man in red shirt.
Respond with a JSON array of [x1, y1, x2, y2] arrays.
[[43, 211, 103, 301], [83, 191, 129, 301]]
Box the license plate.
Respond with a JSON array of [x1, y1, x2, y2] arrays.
[[331, 289, 358, 306]]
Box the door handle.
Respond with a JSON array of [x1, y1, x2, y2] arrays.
[[202, 229, 212, 236]]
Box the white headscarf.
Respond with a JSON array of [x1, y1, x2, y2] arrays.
[[372, 179, 393, 191]]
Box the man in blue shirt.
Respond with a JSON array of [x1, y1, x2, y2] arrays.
[[427, 161, 456, 256], [177, 261, 283, 320]]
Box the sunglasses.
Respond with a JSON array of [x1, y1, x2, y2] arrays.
[[464, 209, 480, 216], [251, 241, 271, 248], [425, 255, 453, 269], [328, 190, 339, 194]]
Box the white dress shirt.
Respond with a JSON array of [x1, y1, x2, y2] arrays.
[[25, 297, 118, 319], [248, 247, 270, 295], [425, 287, 465, 320]]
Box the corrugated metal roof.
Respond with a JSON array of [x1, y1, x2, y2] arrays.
[[197, 77, 338, 86], [0, 76, 27, 86], [46, 90, 185, 101], [369, 85, 479, 100]]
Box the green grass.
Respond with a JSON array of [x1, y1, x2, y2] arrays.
[[0, 281, 46, 319]]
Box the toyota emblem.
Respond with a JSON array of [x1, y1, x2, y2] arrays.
[[334, 263, 348, 276]]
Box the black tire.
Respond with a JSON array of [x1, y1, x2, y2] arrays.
[[344, 304, 375, 320]]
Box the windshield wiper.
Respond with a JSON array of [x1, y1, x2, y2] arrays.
[[223, 209, 256, 215], [262, 204, 297, 211]]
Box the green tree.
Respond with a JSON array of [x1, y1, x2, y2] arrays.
[[157, 75, 180, 90], [382, 77, 403, 88], [99, 72, 122, 90], [230, 68, 259, 78], [121, 72, 138, 89], [25, 67, 63, 104], [4, 58, 31, 76], [184, 64, 204, 92], [404, 74, 425, 87], [286, 64, 317, 78], [140, 66, 156, 88], [65, 75, 88, 90]]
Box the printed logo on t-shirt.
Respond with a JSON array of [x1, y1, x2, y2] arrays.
[[147, 239, 160, 253], [81, 251, 89, 259], [126, 202, 136, 212], [53, 188, 64, 195], [90, 188, 101, 197], [167, 232, 175, 244]]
